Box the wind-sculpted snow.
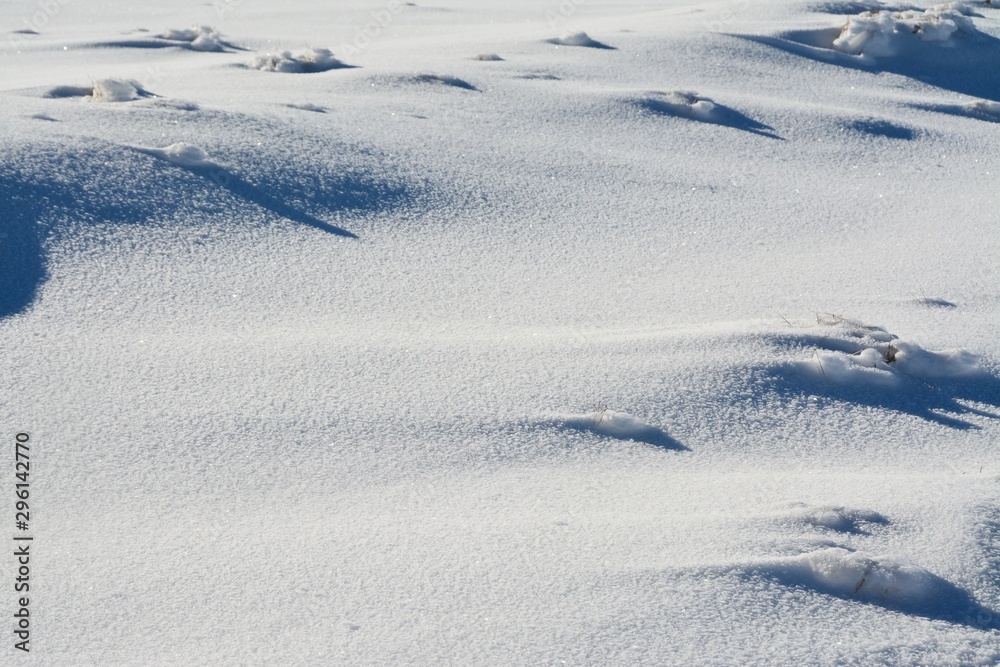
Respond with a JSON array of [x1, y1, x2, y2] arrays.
[[2, 0, 1000, 663]]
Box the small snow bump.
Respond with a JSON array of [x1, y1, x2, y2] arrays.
[[160, 25, 228, 52], [636, 91, 720, 121], [555, 409, 687, 450], [252, 48, 350, 73], [968, 99, 1000, 117], [761, 548, 944, 609], [88, 78, 142, 103], [545, 31, 615, 49], [137, 142, 215, 168]]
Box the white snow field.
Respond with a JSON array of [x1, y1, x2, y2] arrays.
[[2, 0, 999, 664]]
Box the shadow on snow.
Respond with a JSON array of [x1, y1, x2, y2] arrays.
[[0, 139, 416, 319], [736, 27, 1000, 102], [636, 96, 784, 140], [759, 333, 1000, 429]]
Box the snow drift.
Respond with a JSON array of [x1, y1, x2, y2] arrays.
[[834, 4, 980, 57]]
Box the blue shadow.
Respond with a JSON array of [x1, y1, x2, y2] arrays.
[[914, 102, 1000, 124], [0, 168, 47, 319], [560, 415, 690, 451], [545, 36, 616, 50], [0, 138, 420, 319], [636, 96, 784, 140], [841, 118, 917, 139], [129, 152, 359, 239], [738, 26, 1000, 102], [88, 38, 249, 52], [754, 562, 1000, 630]]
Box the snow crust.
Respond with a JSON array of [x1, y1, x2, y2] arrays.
[[1, 0, 999, 663]]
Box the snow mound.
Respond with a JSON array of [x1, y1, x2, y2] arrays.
[[805, 316, 981, 384], [160, 25, 226, 52], [137, 142, 215, 169], [47, 79, 152, 102], [968, 99, 1000, 117], [472, 53, 504, 61], [558, 409, 686, 449], [765, 548, 942, 608], [631, 90, 782, 137], [833, 3, 980, 57], [88, 78, 142, 102], [640, 90, 718, 120], [782, 502, 889, 534], [251, 48, 349, 73], [545, 31, 614, 49]]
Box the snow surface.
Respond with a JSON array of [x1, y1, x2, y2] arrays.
[[2, 0, 999, 664]]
